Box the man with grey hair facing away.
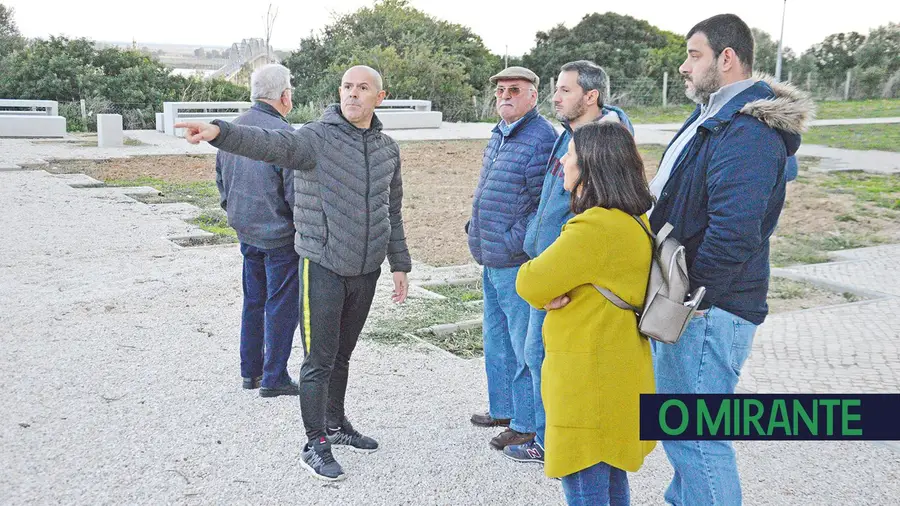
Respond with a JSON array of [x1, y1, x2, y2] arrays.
[[215, 63, 300, 398], [179, 65, 411, 483]]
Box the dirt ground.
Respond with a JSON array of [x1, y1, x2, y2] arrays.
[[398, 140, 666, 266], [51, 155, 217, 183], [52, 147, 899, 270]]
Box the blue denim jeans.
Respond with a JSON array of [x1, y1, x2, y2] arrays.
[[561, 461, 630, 506], [525, 307, 546, 444], [653, 306, 758, 506], [482, 266, 534, 433], [240, 243, 300, 388]]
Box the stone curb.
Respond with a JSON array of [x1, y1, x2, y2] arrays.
[[771, 269, 889, 300], [417, 318, 482, 337]]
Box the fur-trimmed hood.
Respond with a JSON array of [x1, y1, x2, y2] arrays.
[[740, 73, 816, 134]]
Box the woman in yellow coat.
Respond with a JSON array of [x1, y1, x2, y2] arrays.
[[516, 122, 656, 506]]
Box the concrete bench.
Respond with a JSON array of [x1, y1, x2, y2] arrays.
[[379, 99, 432, 112], [0, 99, 66, 138], [162, 101, 251, 136], [376, 110, 443, 129], [0, 99, 59, 116], [0, 115, 66, 138], [375, 99, 441, 129]]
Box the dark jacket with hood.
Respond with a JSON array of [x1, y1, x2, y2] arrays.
[[649, 76, 814, 324], [210, 104, 412, 277]]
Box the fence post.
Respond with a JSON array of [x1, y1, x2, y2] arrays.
[[806, 73, 812, 90], [662, 72, 669, 108], [80, 99, 87, 125], [472, 95, 477, 112], [844, 69, 852, 100], [787, 70, 793, 83]]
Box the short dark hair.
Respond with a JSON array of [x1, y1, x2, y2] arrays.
[[560, 60, 608, 108], [687, 14, 754, 74], [569, 122, 654, 216]]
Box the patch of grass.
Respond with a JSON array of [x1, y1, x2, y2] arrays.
[[625, 104, 695, 124], [843, 292, 863, 303], [638, 144, 668, 169], [770, 237, 832, 267], [191, 209, 237, 240], [768, 278, 816, 300], [819, 173, 900, 210], [802, 124, 900, 152], [814, 99, 900, 120], [364, 298, 482, 357], [623, 99, 900, 124], [425, 327, 483, 359], [362, 332, 417, 346], [426, 281, 483, 302], [124, 136, 145, 146], [767, 277, 867, 313], [106, 178, 221, 209], [771, 231, 889, 267]]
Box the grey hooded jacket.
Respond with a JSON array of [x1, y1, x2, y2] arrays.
[[210, 104, 411, 277]]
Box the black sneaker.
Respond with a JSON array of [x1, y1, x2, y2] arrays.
[[326, 419, 379, 453], [242, 376, 262, 390], [259, 378, 299, 398], [300, 437, 345, 482]]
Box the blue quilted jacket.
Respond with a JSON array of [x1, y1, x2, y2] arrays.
[[467, 107, 557, 267]]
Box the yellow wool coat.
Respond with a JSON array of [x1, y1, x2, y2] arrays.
[[516, 207, 657, 478]]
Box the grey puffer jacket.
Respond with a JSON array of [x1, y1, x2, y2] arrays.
[[210, 104, 411, 277]]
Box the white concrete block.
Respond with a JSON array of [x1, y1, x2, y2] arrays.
[[97, 114, 124, 148], [156, 113, 165, 132], [377, 111, 443, 130], [0, 115, 66, 138]]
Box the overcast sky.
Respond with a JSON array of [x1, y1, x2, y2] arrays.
[[5, 0, 898, 56]]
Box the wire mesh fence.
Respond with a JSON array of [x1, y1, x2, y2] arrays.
[[57, 67, 900, 132], [59, 100, 159, 132]]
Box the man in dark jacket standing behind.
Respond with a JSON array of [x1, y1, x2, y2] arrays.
[[648, 15, 813, 505], [216, 63, 299, 398], [466, 67, 556, 452], [178, 65, 411, 483]]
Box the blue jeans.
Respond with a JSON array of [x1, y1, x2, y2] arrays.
[[482, 266, 534, 433], [653, 306, 757, 506], [240, 243, 300, 388], [525, 307, 547, 444], [562, 461, 630, 506]]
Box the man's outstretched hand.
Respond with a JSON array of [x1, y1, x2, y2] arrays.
[[392, 272, 409, 304], [175, 122, 221, 144]]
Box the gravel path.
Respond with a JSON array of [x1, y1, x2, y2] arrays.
[[1, 149, 898, 504]]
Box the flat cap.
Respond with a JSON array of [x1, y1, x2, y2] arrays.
[[489, 66, 540, 88]]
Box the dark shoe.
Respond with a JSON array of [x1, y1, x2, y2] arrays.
[[326, 418, 379, 454], [502, 440, 544, 464], [242, 376, 262, 390], [259, 379, 299, 397], [490, 428, 535, 450], [470, 412, 511, 428], [300, 437, 345, 482]]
